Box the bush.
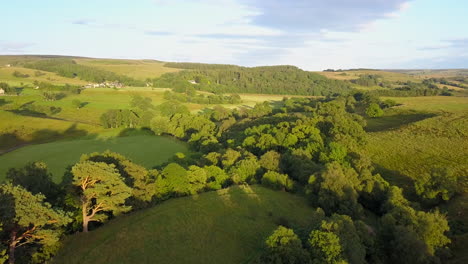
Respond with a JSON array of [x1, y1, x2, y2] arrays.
[[366, 103, 384, 117], [261, 171, 294, 191]]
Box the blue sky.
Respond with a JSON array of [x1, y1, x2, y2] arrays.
[[1, 0, 467, 70]]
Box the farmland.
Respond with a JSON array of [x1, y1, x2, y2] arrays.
[[0, 55, 466, 264]]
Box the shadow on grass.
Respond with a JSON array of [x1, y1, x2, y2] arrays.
[[365, 111, 436, 132], [0, 99, 9, 107], [0, 123, 97, 154], [373, 164, 418, 201]]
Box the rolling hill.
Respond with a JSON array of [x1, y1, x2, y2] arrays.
[[53, 185, 319, 264]]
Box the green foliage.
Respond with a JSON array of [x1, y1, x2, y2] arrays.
[[6, 162, 60, 204], [164, 91, 242, 104], [365, 103, 384, 117], [352, 74, 382, 87], [261, 171, 294, 191], [309, 230, 345, 264], [71, 161, 132, 232], [259, 151, 281, 171], [221, 149, 241, 168], [24, 58, 144, 86], [12, 70, 30, 78], [42, 91, 66, 101], [414, 167, 466, 202], [308, 162, 362, 217], [0, 82, 19, 95], [0, 224, 6, 264], [0, 183, 70, 263], [204, 165, 229, 190], [230, 157, 260, 184], [369, 81, 440, 97], [156, 101, 190, 116], [154, 65, 352, 96], [79, 151, 157, 206], [381, 187, 451, 261], [72, 99, 82, 109], [130, 94, 154, 111], [257, 226, 311, 264], [100, 109, 140, 128]]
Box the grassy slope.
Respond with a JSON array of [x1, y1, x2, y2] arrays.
[[75, 58, 180, 80], [0, 66, 88, 86], [0, 134, 188, 182], [316, 69, 421, 82], [54, 185, 317, 264], [365, 96, 468, 263]]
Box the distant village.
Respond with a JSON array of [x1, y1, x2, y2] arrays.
[[82, 81, 124, 89]]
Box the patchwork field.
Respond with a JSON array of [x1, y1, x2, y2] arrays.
[[53, 185, 318, 264]]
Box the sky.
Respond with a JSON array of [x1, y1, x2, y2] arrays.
[[1, 0, 467, 70]]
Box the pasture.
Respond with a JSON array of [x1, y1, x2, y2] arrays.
[[75, 59, 180, 80], [316, 69, 421, 83], [53, 185, 318, 264], [365, 100, 468, 263], [0, 134, 188, 182]]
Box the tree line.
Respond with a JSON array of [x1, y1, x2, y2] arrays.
[[153, 65, 353, 96]]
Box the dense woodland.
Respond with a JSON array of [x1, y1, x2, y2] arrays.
[[1, 93, 464, 264], [153, 65, 353, 96]]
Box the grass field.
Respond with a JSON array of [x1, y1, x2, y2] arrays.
[[75, 58, 180, 80], [365, 98, 468, 263], [0, 134, 188, 182], [0, 66, 88, 86], [382, 96, 468, 112], [315, 69, 421, 83], [389, 69, 468, 78], [53, 185, 318, 264]]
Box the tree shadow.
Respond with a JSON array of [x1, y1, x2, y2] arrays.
[[365, 112, 436, 132], [0, 98, 9, 107], [373, 164, 418, 200], [8, 109, 48, 118], [0, 123, 98, 154], [80, 102, 89, 108], [117, 127, 154, 137]]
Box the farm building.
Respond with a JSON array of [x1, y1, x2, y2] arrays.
[[0, 88, 5, 95]]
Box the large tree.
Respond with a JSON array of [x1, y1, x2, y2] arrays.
[[0, 183, 70, 264], [71, 161, 132, 232], [257, 226, 311, 264]]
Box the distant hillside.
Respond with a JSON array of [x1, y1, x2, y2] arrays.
[[153, 65, 353, 96]]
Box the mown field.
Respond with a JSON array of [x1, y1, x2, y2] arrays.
[[53, 185, 317, 264], [0, 134, 188, 182]]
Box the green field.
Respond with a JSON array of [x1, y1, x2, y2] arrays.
[[0, 135, 188, 182], [75, 58, 180, 80], [53, 185, 317, 264], [365, 98, 468, 263]]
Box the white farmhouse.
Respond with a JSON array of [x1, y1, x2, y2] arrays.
[[0, 88, 5, 95]]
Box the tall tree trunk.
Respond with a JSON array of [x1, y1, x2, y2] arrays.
[[82, 203, 89, 233], [8, 231, 17, 264]]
